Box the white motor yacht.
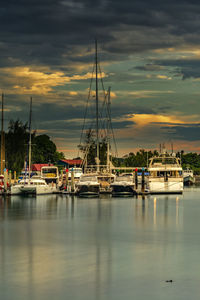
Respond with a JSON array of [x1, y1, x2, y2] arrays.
[[148, 154, 183, 194]]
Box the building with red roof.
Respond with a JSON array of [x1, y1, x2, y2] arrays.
[[58, 159, 82, 168], [32, 164, 53, 172]]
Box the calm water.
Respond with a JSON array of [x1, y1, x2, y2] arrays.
[[0, 187, 200, 300]]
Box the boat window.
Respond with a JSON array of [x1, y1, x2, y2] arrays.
[[41, 168, 58, 178], [151, 157, 179, 165]]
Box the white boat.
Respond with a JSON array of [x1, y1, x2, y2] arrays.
[[0, 174, 4, 194], [76, 174, 100, 197], [10, 176, 57, 195], [148, 154, 183, 194], [68, 167, 83, 180], [183, 168, 195, 185], [41, 165, 59, 184], [111, 174, 136, 196]]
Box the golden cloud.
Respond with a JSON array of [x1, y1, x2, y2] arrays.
[[156, 75, 172, 80], [130, 114, 185, 128], [127, 90, 174, 98], [68, 91, 78, 96], [2, 67, 107, 95]]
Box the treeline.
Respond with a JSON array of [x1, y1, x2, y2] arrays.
[[111, 149, 200, 174], [112, 149, 159, 168], [3, 120, 65, 173], [181, 152, 200, 174]]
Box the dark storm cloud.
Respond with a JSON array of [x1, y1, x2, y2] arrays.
[[134, 64, 165, 72], [161, 124, 200, 141], [134, 58, 200, 80], [155, 59, 200, 80], [1, 0, 200, 68], [3, 94, 153, 138]]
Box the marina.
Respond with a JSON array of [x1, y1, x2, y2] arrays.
[[1, 0, 200, 299]]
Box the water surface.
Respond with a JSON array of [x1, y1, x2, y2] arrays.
[[0, 187, 200, 299]]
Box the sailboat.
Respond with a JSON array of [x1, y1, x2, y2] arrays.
[[10, 98, 57, 195], [77, 41, 116, 196]]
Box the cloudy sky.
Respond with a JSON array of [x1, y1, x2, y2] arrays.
[[1, 0, 200, 158]]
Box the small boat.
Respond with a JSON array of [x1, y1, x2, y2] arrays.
[[76, 174, 100, 197], [183, 168, 195, 185], [111, 174, 137, 196], [41, 165, 59, 184], [0, 174, 4, 194], [68, 167, 83, 180], [10, 176, 57, 195]]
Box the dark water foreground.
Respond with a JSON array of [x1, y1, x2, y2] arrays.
[[0, 187, 199, 300]]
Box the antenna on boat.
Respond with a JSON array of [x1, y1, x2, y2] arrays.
[[95, 39, 100, 172], [0, 93, 5, 174], [28, 97, 32, 180], [171, 142, 174, 154], [159, 143, 162, 154]]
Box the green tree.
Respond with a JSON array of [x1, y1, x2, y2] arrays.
[[78, 130, 109, 166], [32, 134, 64, 164], [5, 119, 31, 173], [4, 120, 65, 173]]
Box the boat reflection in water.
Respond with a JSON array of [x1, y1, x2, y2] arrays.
[[133, 194, 183, 229]]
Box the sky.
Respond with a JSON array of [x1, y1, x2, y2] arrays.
[[1, 0, 200, 158]]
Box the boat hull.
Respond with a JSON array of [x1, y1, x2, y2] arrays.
[[184, 175, 195, 186], [111, 185, 137, 196], [148, 180, 183, 194], [77, 185, 100, 197], [10, 184, 57, 195]]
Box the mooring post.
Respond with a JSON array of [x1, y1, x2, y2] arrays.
[[66, 169, 69, 188], [4, 169, 7, 192], [9, 170, 12, 186], [14, 171, 16, 183], [60, 169, 63, 185], [135, 168, 138, 190], [71, 168, 75, 193], [141, 167, 145, 193]]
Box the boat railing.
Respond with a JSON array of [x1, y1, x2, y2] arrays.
[[148, 171, 183, 178]]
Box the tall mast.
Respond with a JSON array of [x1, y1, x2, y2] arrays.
[[28, 97, 32, 180], [1, 93, 5, 174], [95, 40, 99, 172], [107, 87, 111, 172]]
